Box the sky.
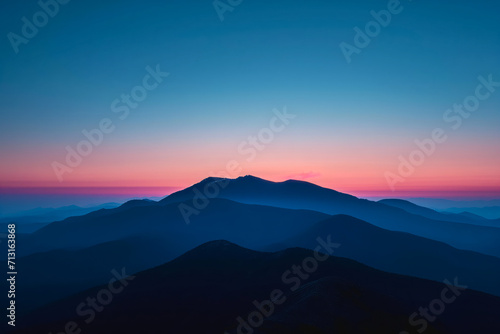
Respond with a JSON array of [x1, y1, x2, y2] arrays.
[[0, 0, 499, 208]]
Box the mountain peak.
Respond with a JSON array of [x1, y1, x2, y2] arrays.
[[237, 175, 268, 181], [199, 176, 226, 183], [175, 240, 263, 262]]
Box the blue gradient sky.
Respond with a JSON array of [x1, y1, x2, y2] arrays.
[[0, 0, 499, 200]]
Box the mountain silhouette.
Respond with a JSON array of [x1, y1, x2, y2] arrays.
[[160, 176, 500, 258]]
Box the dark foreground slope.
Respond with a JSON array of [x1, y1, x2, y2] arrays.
[[12, 241, 500, 334], [2, 235, 182, 314]]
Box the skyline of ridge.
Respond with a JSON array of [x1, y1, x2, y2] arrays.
[[1, 175, 499, 217]]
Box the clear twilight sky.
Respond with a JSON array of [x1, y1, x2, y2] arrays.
[[0, 0, 499, 206]]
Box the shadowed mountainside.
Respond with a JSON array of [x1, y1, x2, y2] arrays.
[[160, 176, 500, 258], [18, 198, 329, 256], [265, 215, 500, 296]]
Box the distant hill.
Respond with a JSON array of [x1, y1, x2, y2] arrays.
[[379, 199, 500, 227], [265, 214, 500, 296], [0, 203, 120, 224], [444, 206, 500, 220]]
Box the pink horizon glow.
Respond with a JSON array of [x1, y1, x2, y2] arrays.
[[1, 177, 498, 200]]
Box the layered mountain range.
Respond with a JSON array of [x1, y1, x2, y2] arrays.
[[5, 176, 500, 333]]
